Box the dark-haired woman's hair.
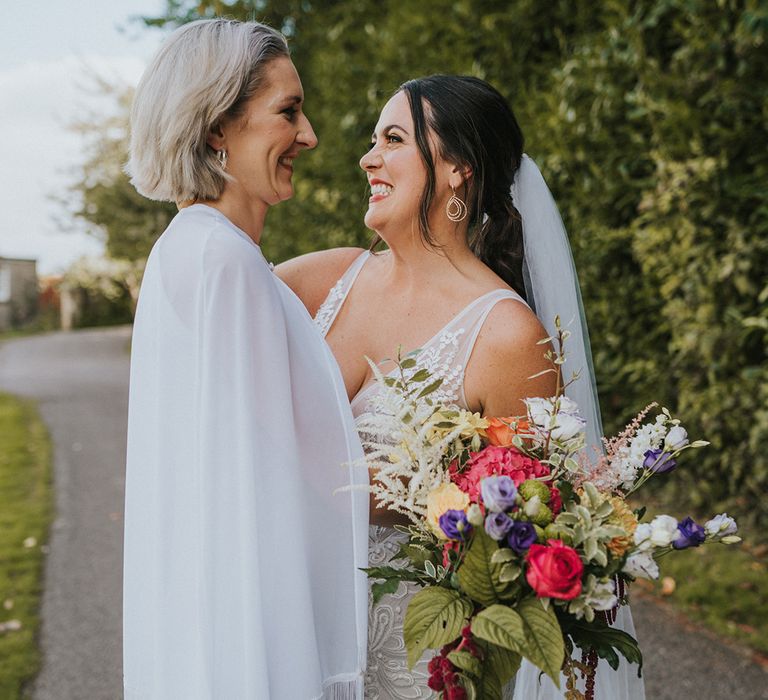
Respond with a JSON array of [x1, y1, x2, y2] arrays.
[[392, 75, 526, 297]]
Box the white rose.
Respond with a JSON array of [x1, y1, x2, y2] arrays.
[[622, 552, 659, 580], [525, 397, 552, 427], [586, 577, 618, 611], [553, 412, 586, 442], [704, 513, 738, 538], [648, 515, 679, 547], [525, 396, 586, 442], [633, 523, 653, 551], [664, 426, 689, 452]]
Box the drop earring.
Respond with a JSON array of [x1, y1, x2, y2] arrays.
[[446, 186, 467, 222]]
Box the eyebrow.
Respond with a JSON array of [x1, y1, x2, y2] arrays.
[[371, 123, 409, 140], [279, 95, 303, 105]]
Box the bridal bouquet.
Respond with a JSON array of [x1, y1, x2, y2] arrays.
[[357, 319, 740, 700]]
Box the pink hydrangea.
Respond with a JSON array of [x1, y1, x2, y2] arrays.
[[450, 446, 550, 501]]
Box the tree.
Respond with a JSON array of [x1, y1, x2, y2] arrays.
[[66, 78, 176, 262]]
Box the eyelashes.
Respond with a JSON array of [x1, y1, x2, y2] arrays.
[[368, 133, 404, 149]]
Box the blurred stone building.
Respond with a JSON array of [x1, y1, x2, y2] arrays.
[[0, 256, 38, 331]]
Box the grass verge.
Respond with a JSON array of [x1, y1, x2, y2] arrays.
[[0, 393, 53, 698]]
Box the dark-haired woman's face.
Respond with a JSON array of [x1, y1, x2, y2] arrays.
[[359, 91, 434, 234]]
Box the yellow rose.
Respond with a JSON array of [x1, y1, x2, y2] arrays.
[[426, 482, 470, 539]]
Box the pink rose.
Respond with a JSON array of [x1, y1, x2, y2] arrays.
[[525, 539, 584, 600], [450, 446, 549, 501]]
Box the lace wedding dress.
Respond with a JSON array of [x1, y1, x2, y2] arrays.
[[315, 251, 524, 699]]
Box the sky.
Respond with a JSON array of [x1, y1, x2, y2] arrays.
[[0, 1, 170, 274]]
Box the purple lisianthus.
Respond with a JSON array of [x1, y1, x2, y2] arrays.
[[480, 475, 518, 512], [506, 520, 538, 554], [643, 449, 677, 474], [439, 510, 473, 541], [485, 511, 514, 541], [673, 516, 706, 549]]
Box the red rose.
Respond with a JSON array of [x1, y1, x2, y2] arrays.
[[525, 539, 584, 600], [446, 687, 468, 700]]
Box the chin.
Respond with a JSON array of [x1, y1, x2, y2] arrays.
[[272, 182, 294, 202], [363, 208, 385, 231]]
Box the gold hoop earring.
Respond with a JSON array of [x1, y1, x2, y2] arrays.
[[216, 149, 228, 169], [446, 186, 467, 222]]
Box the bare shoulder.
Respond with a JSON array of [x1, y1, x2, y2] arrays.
[[480, 297, 550, 354], [275, 247, 365, 316], [465, 297, 557, 416]]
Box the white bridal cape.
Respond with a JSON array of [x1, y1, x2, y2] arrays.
[[123, 204, 368, 699]]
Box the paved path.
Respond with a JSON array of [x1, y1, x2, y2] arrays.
[[0, 326, 767, 699]]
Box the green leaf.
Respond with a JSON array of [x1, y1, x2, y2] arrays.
[[557, 481, 574, 504], [472, 605, 526, 652], [516, 598, 565, 686], [362, 565, 410, 579], [498, 562, 522, 582], [371, 578, 401, 605], [417, 378, 444, 398], [403, 586, 472, 669], [400, 357, 417, 370], [447, 649, 482, 677], [457, 529, 510, 606], [529, 367, 558, 379], [569, 621, 643, 673], [475, 641, 522, 700], [410, 368, 431, 383], [396, 542, 439, 571], [490, 548, 515, 564]]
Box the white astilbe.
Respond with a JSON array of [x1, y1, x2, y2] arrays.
[[353, 362, 470, 530], [581, 407, 669, 492]]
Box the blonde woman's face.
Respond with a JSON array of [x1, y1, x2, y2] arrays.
[[220, 57, 317, 206]]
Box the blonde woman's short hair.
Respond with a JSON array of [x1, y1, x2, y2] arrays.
[[126, 19, 288, 202]]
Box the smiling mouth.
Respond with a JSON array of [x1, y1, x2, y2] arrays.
[[278, 156, 294, 171], [369, 183, 393, 200]]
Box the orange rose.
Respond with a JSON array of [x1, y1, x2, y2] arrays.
[[486, 417, 532, 447]]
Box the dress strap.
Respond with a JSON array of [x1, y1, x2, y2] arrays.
[[455, 289, 528, 407], [314, 251, 370, 337]]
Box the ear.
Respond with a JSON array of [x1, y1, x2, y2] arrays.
[[448, 163, 473, 190], [206, 122, 226, 151]]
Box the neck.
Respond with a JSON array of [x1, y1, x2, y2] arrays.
[[200, 187, 269, 245], [376, 221, 481, 289]]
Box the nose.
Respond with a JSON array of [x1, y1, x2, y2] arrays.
[[298, 113, 318, 150], [359, 145, 380, 172]]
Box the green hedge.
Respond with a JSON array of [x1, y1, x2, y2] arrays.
[[122, 1, 768, 528]]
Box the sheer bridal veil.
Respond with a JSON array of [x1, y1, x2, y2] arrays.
[[509, 156, 645, 699]]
